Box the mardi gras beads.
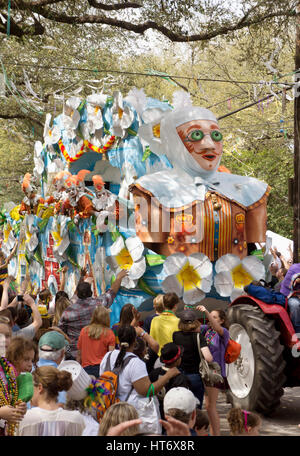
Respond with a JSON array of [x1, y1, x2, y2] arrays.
[[0, 357, 19, 435]]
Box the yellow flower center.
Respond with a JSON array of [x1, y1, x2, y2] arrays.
[[176, 262, 201, 291], [118, 108, 124, 119], [3, 224, 12, 243], [152, 124, 160, 138], [116, 248, 133, 270], [52, 227, 62, 247], [94, 106, 100, 114], [231, 264, 252, 289], [49, 129, 52, 137]]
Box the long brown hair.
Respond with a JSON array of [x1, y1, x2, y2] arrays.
[[86, 306, 110, 339], [52, 296, 70, 326]]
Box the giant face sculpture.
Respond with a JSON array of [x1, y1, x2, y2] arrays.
[[176, 119, 223, 172]]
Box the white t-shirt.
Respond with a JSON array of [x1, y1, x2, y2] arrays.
[[99, 350, 148, 403], [17, 407, 85, 436], [81, 413, 100, 436]]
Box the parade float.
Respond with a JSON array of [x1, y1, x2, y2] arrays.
[[3, 87, 300, 416], [0, 88, 271, 325]]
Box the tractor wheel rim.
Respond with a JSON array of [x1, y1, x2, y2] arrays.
[[227, 323, 255, 399]]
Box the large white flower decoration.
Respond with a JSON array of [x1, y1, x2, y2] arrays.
[[85, 93, 107, 134], [161, 253, 213, 304], [214, 254, 266, 302], [106, 235, 146, 289], [111, 91, 135, 138], [25, 215, 39, 253], [2, 223, 16, 257], [44, 113, 61, 146], [51, 215, 70, 259], [33, 141, 45, 176], [62, 96, 81, 139]]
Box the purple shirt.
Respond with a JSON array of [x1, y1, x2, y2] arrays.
[[280, 263, 300, 297], [200, 325, 230, 377]]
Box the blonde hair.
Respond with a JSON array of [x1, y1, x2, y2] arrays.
[[98, 402, 140, 436], [227, 408, 261, 435], [86, 306, 110, 339], [33, 366, 73, 400], [52, 296, 70, 326], [153, 294, 164, 313]]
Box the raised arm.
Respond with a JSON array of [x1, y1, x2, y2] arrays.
[[0, 276, 15, 310], [196, 305, 224, 336], [59, 265, 68, 291], [22, 293, 42, 333]]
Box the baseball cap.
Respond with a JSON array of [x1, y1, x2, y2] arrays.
[[160, 343, 183, 365], [179, 309, 198, 323], [164, 387, 199, 415], [38, 331, 68, 351]]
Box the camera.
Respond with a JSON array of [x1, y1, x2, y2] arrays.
[[17, 295, 23, 302]]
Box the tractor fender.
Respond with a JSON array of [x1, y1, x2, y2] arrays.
[[229, 294, 297, 348]]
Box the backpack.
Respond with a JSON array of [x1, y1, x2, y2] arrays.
[[96, 352, 136, 420], [225, 339, 241, 364]]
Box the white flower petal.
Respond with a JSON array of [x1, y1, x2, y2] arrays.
[[183, 287, 206, 304], [189, 253, 212, 278], [125, 236, 144, 262], [34, 157, 44, 175], [241, 256, 265, 281], [215, 254, 241, 273], [162, 274, 183, 298], [66, 96, 81, 110], [110, 236, 125, 256], [128, 257, 146, 280], [199, 273, 213, 293], [163, 253, 187, 276], [34, 141, 43, 157], [214, 271, 234, 297], [122, 275, 138, 289]]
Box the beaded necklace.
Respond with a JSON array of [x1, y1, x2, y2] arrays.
[[0, 357, 19, 435], [162, 310, 175, 316]]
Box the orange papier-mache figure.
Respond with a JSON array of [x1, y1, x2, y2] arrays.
[[19, 173, 44, 216]]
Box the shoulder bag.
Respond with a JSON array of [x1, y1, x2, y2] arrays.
[[197, 333, 224, 387]]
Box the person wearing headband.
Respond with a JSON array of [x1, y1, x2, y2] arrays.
[[149, 342, 191, 420], [227, 407, 261, 436], [130, 101, 269, 261]]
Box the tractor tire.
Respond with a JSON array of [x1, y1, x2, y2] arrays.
[[226, 304, 286, 416]]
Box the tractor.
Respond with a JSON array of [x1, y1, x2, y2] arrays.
[[226, 295, 300, 415]]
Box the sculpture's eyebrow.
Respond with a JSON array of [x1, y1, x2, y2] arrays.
[[186, 123, 219, 133]]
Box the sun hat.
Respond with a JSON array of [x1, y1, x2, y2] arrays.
[[163, 387, 199, 415], [38, 330, 68, 351], [160, 342, 183, 365]]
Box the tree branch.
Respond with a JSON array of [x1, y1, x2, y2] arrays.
[[0, 113, 44, 127], [87, 0, 142, 11], [0, 2, 297, 42]]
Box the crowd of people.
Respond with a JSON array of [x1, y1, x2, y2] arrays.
[[0, 241, 298, 438]]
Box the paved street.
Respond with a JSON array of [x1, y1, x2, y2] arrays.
[[218, 387, 300, 436]]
